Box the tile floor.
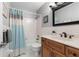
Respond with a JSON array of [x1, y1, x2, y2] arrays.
[[20, 46, 41, 57]]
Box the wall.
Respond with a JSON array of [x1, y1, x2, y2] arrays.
[[37, 2, 79, 37], [0, 2, 10, 44], [3, 2, 10, 30], [0, 2, 10, 57], [0, 2, 3, 45]]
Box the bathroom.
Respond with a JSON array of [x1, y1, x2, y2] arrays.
[[1, 0, 79, 58]]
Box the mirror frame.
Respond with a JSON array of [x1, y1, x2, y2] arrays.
[[52, 2, 79, 26]]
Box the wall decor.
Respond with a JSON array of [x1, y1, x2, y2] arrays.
[[43, 15, 48, 23]]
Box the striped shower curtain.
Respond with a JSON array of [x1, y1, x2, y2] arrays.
[[9, 8, 25, 56]]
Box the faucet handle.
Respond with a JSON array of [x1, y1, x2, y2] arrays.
[[69, 35, 74, 39], [52, 31, 56, 33], [59, 34, 63, 37]]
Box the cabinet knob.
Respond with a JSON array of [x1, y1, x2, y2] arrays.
[[73, 53, 77, 56]]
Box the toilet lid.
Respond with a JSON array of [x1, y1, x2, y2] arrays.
[[32, 43, 41, 47]]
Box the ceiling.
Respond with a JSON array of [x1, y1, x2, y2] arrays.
[[10, 2, 45, 13]]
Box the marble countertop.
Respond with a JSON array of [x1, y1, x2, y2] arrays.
[[42, 35, 79, 49]]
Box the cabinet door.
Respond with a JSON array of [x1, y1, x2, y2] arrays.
[[42, 46, 51, 57], [50, 50, 65, 57], [42, 37, 51, 57]]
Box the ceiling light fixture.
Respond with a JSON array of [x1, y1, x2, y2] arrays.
[[49, 2, 64, 8]]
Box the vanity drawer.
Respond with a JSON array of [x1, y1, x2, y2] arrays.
[[66, 46, 79, 57], [46, 39, 65, 54]]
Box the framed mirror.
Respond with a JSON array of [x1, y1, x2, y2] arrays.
[[52, 2, 79, 26]]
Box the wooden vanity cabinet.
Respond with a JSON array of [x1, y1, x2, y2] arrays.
[[41, 37, 79, 57]]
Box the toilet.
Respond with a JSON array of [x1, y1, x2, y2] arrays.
[[31, 43, 41, 56]]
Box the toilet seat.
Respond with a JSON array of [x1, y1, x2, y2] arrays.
[[32, 43, 41, 48]]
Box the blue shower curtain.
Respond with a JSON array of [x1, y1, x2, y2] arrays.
[[9, 8, 25, 51]]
